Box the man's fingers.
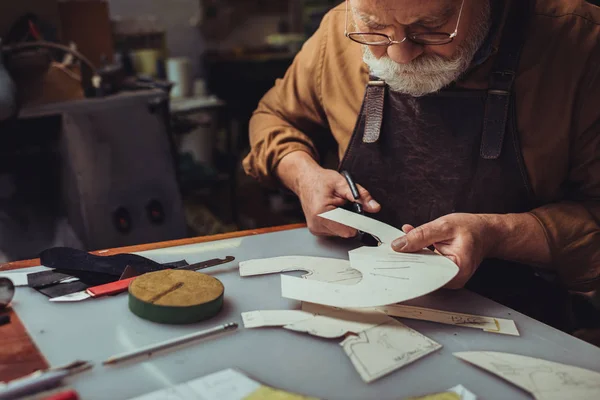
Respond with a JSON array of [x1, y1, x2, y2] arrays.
[[402, 224, 415, 233], [392, 220, 453, 252], [321, 219, 357, 238], [355, 184, 381, 212], [334, 177, 380, 213]]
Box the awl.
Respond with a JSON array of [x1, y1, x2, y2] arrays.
[[49, 256, 235, 302]]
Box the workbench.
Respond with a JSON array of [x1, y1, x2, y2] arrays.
[[2, 225, 600, 400]]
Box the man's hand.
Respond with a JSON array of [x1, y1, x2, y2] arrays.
[[391, 212, 552, 289], [276, 151, 380, 237], [391, 214, 494, 289]]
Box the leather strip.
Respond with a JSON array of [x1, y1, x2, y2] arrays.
[[363, 82, 386, 143], [480, 1, 531, 159]]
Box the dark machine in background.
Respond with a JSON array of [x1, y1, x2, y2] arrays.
[[0, 90, 187, 260], [0, 2, 187, 261]]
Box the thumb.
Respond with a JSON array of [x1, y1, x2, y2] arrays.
[[392, 224, 443, 253], [355, 184, 381, 213], [334, 177, 381, 213]]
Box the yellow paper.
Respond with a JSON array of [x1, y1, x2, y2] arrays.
[[245, 385, 320, 400], [405, 392, 461, 400]]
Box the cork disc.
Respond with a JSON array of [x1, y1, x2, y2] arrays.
[[128, 269, 224, 324]]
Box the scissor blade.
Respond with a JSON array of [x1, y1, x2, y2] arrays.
[[49, 291, 91, 302]]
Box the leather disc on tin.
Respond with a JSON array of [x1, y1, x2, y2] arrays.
[[128, 270, 224, 324]]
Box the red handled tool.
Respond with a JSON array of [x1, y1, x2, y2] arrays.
[[49, 256, 235, 303]]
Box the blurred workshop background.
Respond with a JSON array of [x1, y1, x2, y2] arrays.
[[0, 0, 341, 263], [2, 0, 600, 263]]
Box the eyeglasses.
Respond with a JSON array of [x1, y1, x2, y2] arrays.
[[344, 0, 465, 46]]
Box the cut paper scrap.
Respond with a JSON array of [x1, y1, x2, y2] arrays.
[[241, 303, 441, 383], [341, 318, 442, 383], [284, 302, 389, 339], [239, 256, 361, 285], [319, 207, 405, 245], [267, 208, 459, 308], [241, 306, 388, 339], [454, 351, 600, 400], [241, 310, 314, 329], [371, 304, 519, 336]]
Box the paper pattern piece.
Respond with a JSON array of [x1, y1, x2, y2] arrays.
[[128, 368, 319, 400], [280, 245, 458, 308], [454, 352, 600, 400], [241, 310, 314, 328], [341, 318, 442, 383], [253, 208, 457, 308], [372, 304, 519, 336], [241, 305, 388, 339], [239, 256, 361, 285], [242, 303, 442, 382], [284, 302, 389, 339]]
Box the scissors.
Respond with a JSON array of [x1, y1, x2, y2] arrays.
[[340, 170, 381, 246]]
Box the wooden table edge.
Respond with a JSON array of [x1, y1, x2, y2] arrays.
[[0, 223, 307, 271], [0, 223, 306, 384]]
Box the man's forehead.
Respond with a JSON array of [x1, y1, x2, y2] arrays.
[[351, 0, 456, 23]]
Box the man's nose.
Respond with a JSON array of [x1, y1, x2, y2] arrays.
[[386, 39, 424, 64]]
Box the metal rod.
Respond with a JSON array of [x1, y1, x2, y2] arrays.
[[102, 322, 238, 365]]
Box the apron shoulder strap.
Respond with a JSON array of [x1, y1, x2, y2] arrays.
[[363, 80, 386, 143], [481, 0, 532, 159]]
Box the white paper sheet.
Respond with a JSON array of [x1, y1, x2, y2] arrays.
[[127, 368, 261, 400], [281, 246, 458, 308], [370, 304, 519, 336], [239, 256, 361, 285], [341, 319, 442, 383], [271, 209, 458, 308], [241, 310, 315, 328], [240, 209, 457, 308], [454, 352, 600, 400], [319, 208, 404, 245]]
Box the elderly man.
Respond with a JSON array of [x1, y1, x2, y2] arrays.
[[242, 0, 600, 332]]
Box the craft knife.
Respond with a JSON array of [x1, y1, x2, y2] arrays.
[[0, 360, 92, 400], [49, 256, 235, 303]]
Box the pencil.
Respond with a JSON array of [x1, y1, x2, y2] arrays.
[[102, 322, 238, 365]]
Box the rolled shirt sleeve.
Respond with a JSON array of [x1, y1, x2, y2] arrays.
[[242, 13, 332, 187], [529, 48, 600, 292]]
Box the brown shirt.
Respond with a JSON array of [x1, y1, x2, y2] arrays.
[[242, 0, 600, 291]]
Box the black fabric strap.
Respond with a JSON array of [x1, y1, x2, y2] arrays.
[[481, 1, 532, 159]]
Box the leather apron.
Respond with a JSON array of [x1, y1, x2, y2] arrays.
[[338, 1, 575, 331]]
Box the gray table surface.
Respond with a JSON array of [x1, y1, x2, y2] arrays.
[[10, 228, 600, 400]]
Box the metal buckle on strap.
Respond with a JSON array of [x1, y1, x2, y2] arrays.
[[368, 80, 385, 86], [488, 70, 515, 96]]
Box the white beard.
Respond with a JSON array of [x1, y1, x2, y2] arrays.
[[362, 2, 491, 97]]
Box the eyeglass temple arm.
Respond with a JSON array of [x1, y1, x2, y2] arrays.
[[451, 0, 466, 38]]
